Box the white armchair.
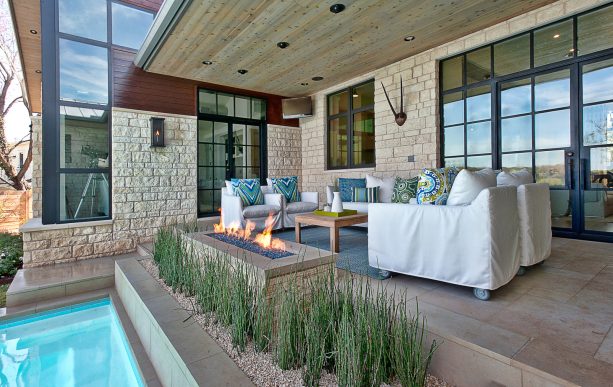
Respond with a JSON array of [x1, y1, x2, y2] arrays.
[[282, 191, 319, 228], [516, 183, 552, 274], [368, 186, 520, 300], [220, 187, 283, 230]]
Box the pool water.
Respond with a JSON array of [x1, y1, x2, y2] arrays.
[[0, 298, 144, 387]]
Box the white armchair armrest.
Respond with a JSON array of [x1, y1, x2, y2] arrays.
[[300, 191, 319, 205], [221, 193, 243, 227]]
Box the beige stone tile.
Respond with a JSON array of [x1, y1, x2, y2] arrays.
[[595, 325, 613, 365], [65, 276, 114, 296], [6, 285, 66, 307], [187, 352, 254, 387], [513, 338, 613, 387]]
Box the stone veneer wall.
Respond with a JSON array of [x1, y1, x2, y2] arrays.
[[267, 124, 302, 186], [22, 108, 198, 267], [299, 0, 608, 197], [30, 115, 42, 218]]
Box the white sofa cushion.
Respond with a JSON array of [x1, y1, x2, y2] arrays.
[[342, 202, 369, 213], [447, 168, 496, 206], [243, 204, 281, 218], [497, 169, 533, 186], [366, 175, 395, 203], [286, 201, 318, 214]]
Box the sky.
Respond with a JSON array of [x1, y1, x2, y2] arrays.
[[1, 0, 31, 144]]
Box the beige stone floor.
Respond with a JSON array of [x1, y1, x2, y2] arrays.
[[377, 237, 613, 387]]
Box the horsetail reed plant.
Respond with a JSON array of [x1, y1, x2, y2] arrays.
[[253, 289, 273, 353], [276, 283, 305, 370], [230, 263, 254, 352]]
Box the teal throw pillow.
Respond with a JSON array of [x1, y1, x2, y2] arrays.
[[231, 178, 264, 206], [392, 176, 419, 203], [352, 187, 379, 203], [338, 178, 366, 202], [271, 176, 301, 202]]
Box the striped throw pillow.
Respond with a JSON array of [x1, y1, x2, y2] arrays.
[[352, 187, 379, 203]]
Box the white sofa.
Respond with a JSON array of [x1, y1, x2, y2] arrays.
[[368, 186, 520, 300], [516, 183, 552, 274], [221, 186, 319, 230]]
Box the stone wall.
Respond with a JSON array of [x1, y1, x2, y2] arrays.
[[267, 124, 302, 186], [21, 108, 198, 267], [31, 115, 42, 218], [299, 0, 608, 197]]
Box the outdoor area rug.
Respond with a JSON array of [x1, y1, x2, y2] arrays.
[[275, 227, 389, 280]]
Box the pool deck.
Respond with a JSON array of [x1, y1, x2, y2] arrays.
[[4, 236, 612, 387]]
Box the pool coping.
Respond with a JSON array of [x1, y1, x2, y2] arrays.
[[115, 256, 255, 387], [0, 288, 161, 387]]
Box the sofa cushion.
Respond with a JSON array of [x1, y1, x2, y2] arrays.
[[366, 175, 395, 203], [231, 178, 264, 206], [497, 169, 533, 186], [447, 168, 496, 206], [352, 187, 379, 203], [416, 167, 459, 205], [286, 201, 318, 214], [243, 204, 280, 218], [342, 201, 369, 213], [392, 176, 419, 203], [270, 176, 301, 202], [338, 178, 366, 202]]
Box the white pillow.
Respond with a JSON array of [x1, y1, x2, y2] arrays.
[[497, 169, 533, 187], [447, 168, 496, 206], [366, 175, 395, 203]]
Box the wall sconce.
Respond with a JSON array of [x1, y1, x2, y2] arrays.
[[150, 117, 165, 147]]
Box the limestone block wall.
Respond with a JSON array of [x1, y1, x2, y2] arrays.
[[21, 108, 198, 267], [31, 115, 42, 218], [267, 124, 302, 186], [299, 0, 608, 197]]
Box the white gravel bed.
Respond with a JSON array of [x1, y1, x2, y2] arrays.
[[140, 258, 450, 387]]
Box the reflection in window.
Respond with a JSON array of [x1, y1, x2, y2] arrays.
[[501, 79, 531, 117], [112, 2, 154, 49], [60, 173, 110, 221], [466, 47, 491, 84], [467, 155, 492, 169], [535, 110, 571, 149], [502, 152, 532, 174], [578, 5, 613, 56], [198, 89, 266, 120], [494, 34, 530, 76], [501, 115, 532, 152], [589, 147, 612, 189], [353, 111, 375, 165], [59, 39, 108, 104], [535, 150, 565, 187], [583, 59, 613, 104], [59, 0, 106, 41], [444, 157, 465, 169], [583, 103, 613, 146], [466, 86, 490, 122], [533, 20, 574, 67], [443, 92, 463, 126], [535, 70, 570, 111], [467, 122, 491, 154], [60, 107, 109, 169], [328, 117, 348, 168], [444, 125, 464, 156], [442, 56, 463, 90]]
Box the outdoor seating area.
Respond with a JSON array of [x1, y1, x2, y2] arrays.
[[2, 0, 612, 386]]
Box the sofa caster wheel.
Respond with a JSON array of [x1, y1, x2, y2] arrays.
[[516, 266, 527, 276], [537, 260, 545, 265], [473, 288, 490, 301], [379, 270, 392, 279]]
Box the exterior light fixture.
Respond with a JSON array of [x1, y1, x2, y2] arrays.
[[312, 76, 324, 81], [330, 4, 345, 13], [404, 35, 415, 42], [238, 69, 248, 74], [202, 60, 213, 65], [29, 29, 37, 34], [150, 117, 165, 147], [352, 93, 359, 97], [277, 42, 289, 49]]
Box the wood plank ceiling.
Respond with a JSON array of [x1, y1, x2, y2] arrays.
[[144, 0, 557, 97]]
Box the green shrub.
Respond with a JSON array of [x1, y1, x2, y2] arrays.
[[252, 289, 273, 353], [0, 233, 23, 277]]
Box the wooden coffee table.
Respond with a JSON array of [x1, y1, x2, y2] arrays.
[[294, 212, 368, 253]]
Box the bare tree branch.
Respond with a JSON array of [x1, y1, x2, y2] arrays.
[[2, 95, 21, 116]]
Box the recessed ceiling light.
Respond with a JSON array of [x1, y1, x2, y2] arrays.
[[404, 35, 415, 42], [277, 41, 289, 49], [300, 82, 309, 86], [312, 76, 324, 81], [352, 93, 359, 98], [35, 69, 41, 74], [202, 60, 213, 65], [237, 69, 248, 74], [553, 34, 560, 39], [29, 29, 37, 34], [330, 3, 345, 13]]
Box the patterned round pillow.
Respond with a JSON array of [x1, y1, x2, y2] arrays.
[[391, 176, 419, 203], [416, 167, 458, 205]]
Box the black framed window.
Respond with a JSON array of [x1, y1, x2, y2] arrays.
[[41, 0, 155, 224], [327, 80, 375, 169], [197, 89, 267, 216]]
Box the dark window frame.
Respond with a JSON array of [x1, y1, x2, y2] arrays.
[[196, 88, 268, 218], [326, 79, 375, 170]]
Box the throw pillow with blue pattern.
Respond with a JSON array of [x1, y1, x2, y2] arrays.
[[416, 167, 459, 205], [270, 176, 301, 203], [231, 178, 264, 206], [338, 178, 366, 202], [352, 186, 379, 203]]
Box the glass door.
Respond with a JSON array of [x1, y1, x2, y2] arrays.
[[499, 67, 575, 231], [580, 57, 613, 235]]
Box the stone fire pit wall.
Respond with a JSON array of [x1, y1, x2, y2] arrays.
[[181, 231, 336, 299]]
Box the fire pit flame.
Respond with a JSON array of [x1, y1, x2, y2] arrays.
[[215, 212, 286, 251]]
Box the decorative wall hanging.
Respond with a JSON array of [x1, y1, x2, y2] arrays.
[[381, 76, 407, 126]]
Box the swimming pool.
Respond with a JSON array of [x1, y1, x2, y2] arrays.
[[0, 298, 144, 387]]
